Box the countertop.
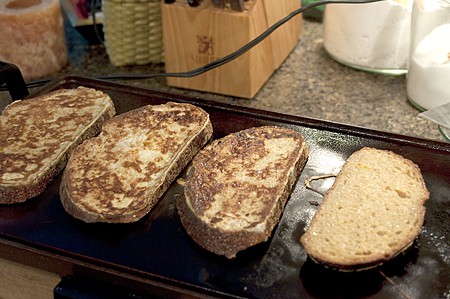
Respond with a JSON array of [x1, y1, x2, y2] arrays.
[[0, 19, 446, 142]]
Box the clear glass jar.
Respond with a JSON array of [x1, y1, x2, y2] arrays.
[[406, 0, 450, 110], [323, 1, 411, 75]]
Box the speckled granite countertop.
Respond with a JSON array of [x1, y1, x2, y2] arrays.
[[0, 19, 446, 142]]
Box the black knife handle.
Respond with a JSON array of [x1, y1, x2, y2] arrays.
[[187, 0, 202, 6], [230, 0, 245, 11], [0, 61, 29, 101], [211, 0, 225, 8]]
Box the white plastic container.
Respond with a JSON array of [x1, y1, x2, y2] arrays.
[[406, 0, 450, 110], [323, 1, 412, 75]]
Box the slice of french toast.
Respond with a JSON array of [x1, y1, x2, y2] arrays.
[[177, 126, 309, 259], [0, 87, 115, 204], [60, 102, 213, 223], [300, 147, 429, 271]]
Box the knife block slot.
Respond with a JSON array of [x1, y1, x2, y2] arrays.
[[161, 0, 302, 98]]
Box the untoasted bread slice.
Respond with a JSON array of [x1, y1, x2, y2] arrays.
[[177, 126, 309, 259], [300, 147, 429, 271], [60, 102, 213, 223], [0, 87, 115, 204]]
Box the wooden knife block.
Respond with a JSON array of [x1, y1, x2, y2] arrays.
[[161, 0, 302, 98]]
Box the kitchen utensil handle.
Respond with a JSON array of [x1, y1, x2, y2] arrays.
[[211, 0, 225, 8], [230, 0, 245, 11], [187, 0, 202, 6], [0, 61, 29, 101]]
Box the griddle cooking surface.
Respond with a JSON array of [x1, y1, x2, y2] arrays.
[[1, 77, 449, 298]]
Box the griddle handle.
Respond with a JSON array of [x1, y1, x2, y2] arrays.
[[54, 276, 151, 299], [0, 61, 29, 101]]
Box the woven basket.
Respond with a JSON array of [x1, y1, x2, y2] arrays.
[[102, 0, 164, 66]]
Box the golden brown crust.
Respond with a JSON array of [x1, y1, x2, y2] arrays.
[[307, 240, 416, 272], [177, 198, 269, 258], [178, 126, 309, 258], [60, 102, 213, 223], [0, 87, 115, 204]]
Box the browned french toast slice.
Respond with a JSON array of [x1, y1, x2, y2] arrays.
[[60, 102, 213, 223], [0, 87, 115, 204], [177, 126, 309, 258]]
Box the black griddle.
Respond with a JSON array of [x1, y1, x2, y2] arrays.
[[0, 76, 449, 298]]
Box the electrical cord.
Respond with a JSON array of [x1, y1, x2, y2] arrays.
[[91, 0, 104, 45], [0, 0, 383, 92]]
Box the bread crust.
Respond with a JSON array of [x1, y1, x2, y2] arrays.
[[307, 240, 416, 272], [178, 126, 308, 258], [0, 87, 115, 204], [300, 147, 429, 271], [60, 102, 213, 223]]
